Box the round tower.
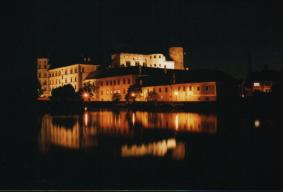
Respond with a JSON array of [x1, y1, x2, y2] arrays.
[[169, 47, 184, 70]]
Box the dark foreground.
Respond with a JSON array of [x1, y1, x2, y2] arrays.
[[0, 100, 282, 190]]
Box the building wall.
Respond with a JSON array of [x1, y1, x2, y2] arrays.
[[169, 47, 184, 70], [95, 74, 138, 101], [137, 81, 217, 102], [37, 60, 99, 97], [111, 53, 175, 69], [37, 58, 50, 96]]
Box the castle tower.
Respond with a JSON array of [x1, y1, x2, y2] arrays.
[[37, 58, 50, 97], [169, 47, 184, 70]]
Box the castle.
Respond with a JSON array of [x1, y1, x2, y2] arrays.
[[37, 47, 236, 102]]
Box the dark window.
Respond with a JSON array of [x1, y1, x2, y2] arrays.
[[183, 86, 186, 91], [178, 87, 181, 91], [165, 87, 168, 92], [114, 80, 116, 85], [123, 79, 126, 84], [159, 88, 162, 93], [154, 64, 156, 67], [197, 86, 200, 91], [110, 81, 112, 86], [143, 62, 146, 67], [205, 86, 209, 91], [189, 86, 192, 91], [128, 79, 130, 84], [126, 61, 130, 66], [101, 81, 103, 86], [135, 62, 139, 66], [106, 81, 108, 86], [118, 80, 120, 85], [154, 55, 156, 58]]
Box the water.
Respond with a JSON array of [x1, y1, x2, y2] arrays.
[[1, 109, 282, 189]]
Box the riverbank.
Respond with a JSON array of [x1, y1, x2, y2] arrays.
[[35, 97, 282, 116]]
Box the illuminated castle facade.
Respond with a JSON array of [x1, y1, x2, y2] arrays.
[[37, 58, 99, 97], [37, 46, 236, 102]]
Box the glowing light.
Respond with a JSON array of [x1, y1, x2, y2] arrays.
[[131, 93, 136, 97], [241, 94, 245, 98], [121, 138, 178, 157], [83, 92, 89, 99], [132, 113, 136, 125], [175, 115, 179, 130], [84, 107, 88, 111], [254, 119, 260, 128], [187, 91, 193, 96], [174, 91, 179, 96], [84, 112, 89, 127], [253, 82, 260, 87]]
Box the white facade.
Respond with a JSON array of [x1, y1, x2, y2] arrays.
[[37, 58, 99, 98], [111, 53, 175, 69]]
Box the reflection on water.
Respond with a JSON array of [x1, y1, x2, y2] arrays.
[[134, 112, 217, 133], [254, 119, 260, 128], [39, 111, 217, 158]]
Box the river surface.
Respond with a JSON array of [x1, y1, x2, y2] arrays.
[[0, 109, 282, 189]]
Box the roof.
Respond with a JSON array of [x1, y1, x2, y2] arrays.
[[139, 69, 237, 87], [85, 66, 237, 85], [48, 63, 99, 70]]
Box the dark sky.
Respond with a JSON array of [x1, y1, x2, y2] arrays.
[[8, 0, 283, 80]]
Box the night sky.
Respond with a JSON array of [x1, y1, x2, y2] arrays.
[[6, 0, 283, 86]]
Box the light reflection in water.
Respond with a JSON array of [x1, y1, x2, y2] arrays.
[[175, 114, 179, 130], [254, 119, 260, 128], [38, 111, 217, 154], [121, 138, 186, 160]]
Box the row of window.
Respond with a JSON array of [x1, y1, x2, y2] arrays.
[[146, 85, 212, 93], [100, 78, 132, 86], [103, 89, 127, 95], [123, 55, 162, 60], [38, 72, 47, 78], [51, 84, 77, 90], [49, 67, 84, 77], [38, 64, 48, 69], [50, 77, 77, 85], [122, 61, 163, 68]]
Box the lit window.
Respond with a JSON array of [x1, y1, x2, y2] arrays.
[[253, 82, 260, 87]]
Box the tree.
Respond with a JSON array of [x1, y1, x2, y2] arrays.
[[146, 90, 159, 102], [81, 82, 98, 100], [125, 85, 142, 103], [112, 92, 121, 103], [51, 84, 80, 101]]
